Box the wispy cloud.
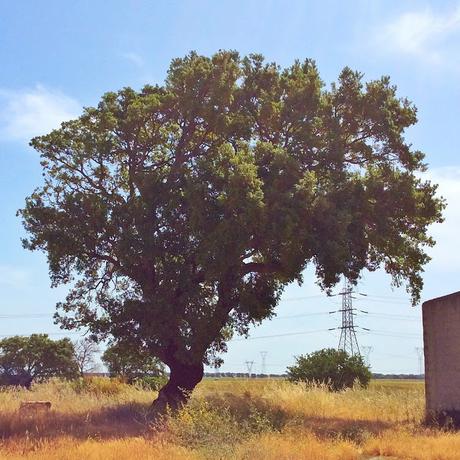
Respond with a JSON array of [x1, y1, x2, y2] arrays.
[[122, 52, 145, 68], [375, 7, 460, 65], [0, 265, 29, 288], [0, 85, 81, 143], [423, 167, 460, 271]]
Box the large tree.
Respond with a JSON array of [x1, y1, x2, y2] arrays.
[[20, 51, 443, 413]]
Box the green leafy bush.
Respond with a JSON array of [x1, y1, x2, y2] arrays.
[[134, 375, 168, 391], [287, 348, 371, 391]]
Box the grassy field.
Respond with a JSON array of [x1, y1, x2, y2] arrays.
[[0, 377, 459, 459]]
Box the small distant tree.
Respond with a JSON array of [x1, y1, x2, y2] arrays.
[[0, 334, 79, 388], [101, 342, 165, 383], [287, 348, 371, 391], [73, 337, 100, 376]]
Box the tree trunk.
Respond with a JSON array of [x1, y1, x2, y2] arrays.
[[150, 360, 204, 418]]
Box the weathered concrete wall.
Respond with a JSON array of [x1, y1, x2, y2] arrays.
[[423, 291, 460, 425]]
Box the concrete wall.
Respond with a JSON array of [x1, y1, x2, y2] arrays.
[[423, 291, 460, 424]]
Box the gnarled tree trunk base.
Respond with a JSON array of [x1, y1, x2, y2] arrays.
[[149, 360, 204, 420]]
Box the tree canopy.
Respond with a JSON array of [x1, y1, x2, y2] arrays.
[[102, 341, 165, 383], [19, 51, 444, 411], [0, 334, 79, 387]]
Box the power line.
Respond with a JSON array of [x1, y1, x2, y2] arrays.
[[274, 311, 418, 322], [360, 331, 422, 340], [0, 311, 419, 323], [230, 328, 331, 342], [364, 312, 419, 321], [366, 328, 421, 337], [372, 351, 415, 359], [273, 311, 330, 320], [364, 294, 411, 301], [228, 324, 421, 343], [0, 313, 54, 318], [0, 332, 81, 337], [0, 293, 413, 320], [354, 298, 410, 305], [280, 295, 327, 302]]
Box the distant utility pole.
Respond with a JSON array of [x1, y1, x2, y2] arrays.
[[329, 277, 368, 357], [415, 347, 424, 375], [361, 346, 373, 366], [260, 351, 268, 375], [245, 360, 254, 378]]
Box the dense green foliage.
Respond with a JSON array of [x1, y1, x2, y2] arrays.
[[135, 375, 169, 391], [101, 342, 165, 383], [287, 348, 372, 390], [19, 50, 443, 406], [0, 334, 78, 387]]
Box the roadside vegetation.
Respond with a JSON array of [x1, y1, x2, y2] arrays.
[[1, 377, 459, 459]]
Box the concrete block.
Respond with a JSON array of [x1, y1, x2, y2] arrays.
[[423, 291, 460, 426]]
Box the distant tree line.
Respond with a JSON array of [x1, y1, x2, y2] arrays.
[[0, 334, 423, 389], [0, 334, 165, 388], [205, 372, 423, 380], [372, 373, 424, 380]]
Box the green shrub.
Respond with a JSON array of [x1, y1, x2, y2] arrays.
[[134, 375, 168, 391], [166, 400, 273, 456], [287, 348, 371, 391]]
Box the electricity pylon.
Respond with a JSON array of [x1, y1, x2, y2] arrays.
[[245, 360, 254, 378], [337, 278, 361, 356], [361, 346, 373, 366], [260, 351, 268, 375], [329, 278, 369, 356], [415, 347, 424, 375]]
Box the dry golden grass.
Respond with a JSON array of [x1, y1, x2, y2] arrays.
[[1, 377, 459, 459]]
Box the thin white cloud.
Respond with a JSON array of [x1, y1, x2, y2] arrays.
[[122, 52, 145, 68], [0, 265, 29, 288], [376, 7, 460, 65], [0, 85, 81, 142], [423, 167, 460, 270]]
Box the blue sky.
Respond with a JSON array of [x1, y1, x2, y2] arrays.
[[1, 0, 459, 374]]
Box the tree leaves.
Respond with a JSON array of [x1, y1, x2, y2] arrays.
[[19, 51, 444, 369], [0, 334, 79, 386]]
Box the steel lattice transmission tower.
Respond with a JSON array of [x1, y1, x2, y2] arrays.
[[260, 351, 268, 375], [337, 278, 361, 356], [245, 360, 254, 378], [415, 347, 424, 375], [361, 346, 373, 366]]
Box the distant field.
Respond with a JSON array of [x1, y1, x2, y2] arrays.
[[0, 377, 458, 459]]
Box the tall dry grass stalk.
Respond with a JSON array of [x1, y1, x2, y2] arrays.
[[1, 377, 459, 459]]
